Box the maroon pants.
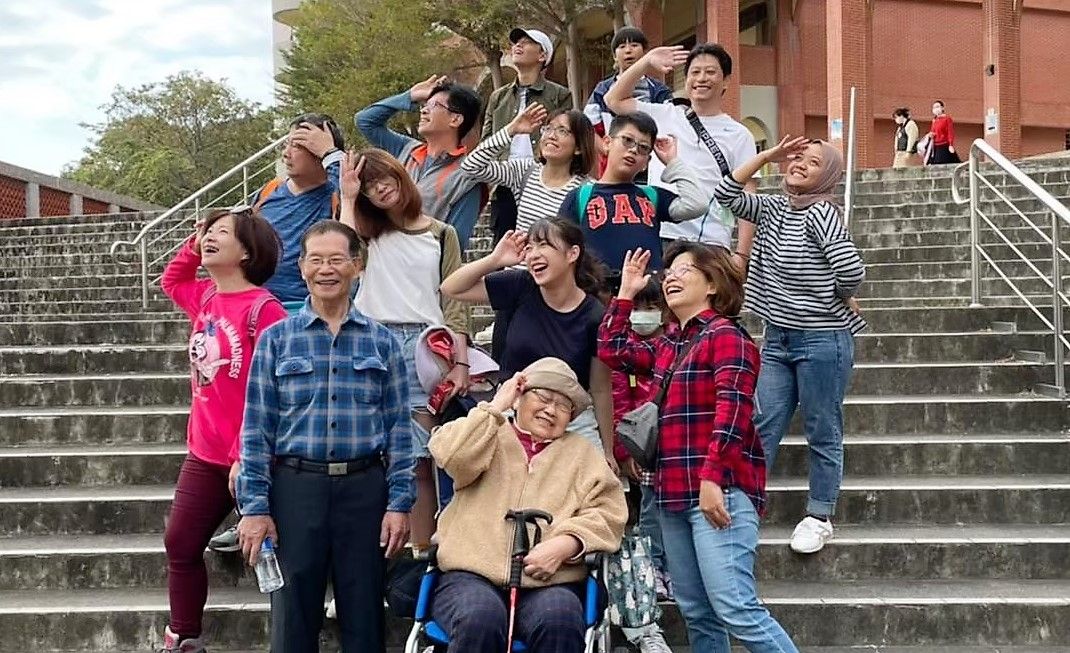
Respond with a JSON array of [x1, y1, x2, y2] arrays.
[[164, 453, 234, 637]]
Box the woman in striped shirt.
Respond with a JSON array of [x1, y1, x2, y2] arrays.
[[460, 103, 596, 235], [713, 136, 865, 555]]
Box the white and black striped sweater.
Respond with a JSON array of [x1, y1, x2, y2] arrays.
[[713, 176, 867, 334]]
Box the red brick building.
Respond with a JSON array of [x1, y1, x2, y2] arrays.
[[562, 0, 1069, 168]]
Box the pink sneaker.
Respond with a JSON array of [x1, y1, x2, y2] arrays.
[[158, 626, 207, 653]]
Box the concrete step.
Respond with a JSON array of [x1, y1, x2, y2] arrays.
[[0, 356, 1054, 409], [859, 277, 1067, 299], [0, 298, 175, 318], [856, 209, 1057, 235], [855, 225, 1044, 249], [1, 392, 1064, 448], [0, 434, 1064, 490], [1, 475, 1066, 535], [1, 580, 1067, 650], [0, 321, 191, 346], [0, 273, 145, 291], [1, 523, 1067, 593], [852, 185, 1070, 208], [862, 242, 1063, 264], [864, 259, 1064, 281]]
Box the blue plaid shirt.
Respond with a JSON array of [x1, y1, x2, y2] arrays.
[[236, 300, 415, 515]]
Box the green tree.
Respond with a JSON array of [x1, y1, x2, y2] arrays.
[[64, 72, 273, 206], [427, 0, 531, 90], [279, 0, 459, 147]]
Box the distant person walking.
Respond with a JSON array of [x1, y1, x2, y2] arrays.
[[927, 100, 960, 165], [892, 108, 920, 168]]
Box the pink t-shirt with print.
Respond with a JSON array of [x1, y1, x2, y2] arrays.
[[161, 241, 288, 466]]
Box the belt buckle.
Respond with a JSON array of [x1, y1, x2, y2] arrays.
[[327, 462, 348, 476]]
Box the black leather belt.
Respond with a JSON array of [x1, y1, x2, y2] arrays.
[[275, 455, 382, 476]]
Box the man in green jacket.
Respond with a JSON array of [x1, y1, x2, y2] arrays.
[[481, 27, 573, 244]]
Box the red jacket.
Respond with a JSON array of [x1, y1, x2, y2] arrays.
[[931, 114, 955, 146]]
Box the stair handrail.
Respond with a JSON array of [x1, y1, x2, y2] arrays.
[[109, 134, 288, 308], [950, 138, 1070, 397]]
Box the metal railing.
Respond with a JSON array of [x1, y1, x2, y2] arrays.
[[950, 138, 1070, 397], [109, 134, 288, 308], [843, 86, 858, 226]]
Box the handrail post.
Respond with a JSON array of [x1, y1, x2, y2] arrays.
[[242, 165, 250, 202], [968, 149, 982, 307], [844, 86, 857, 227], [139, 238, 149, 310], [1053, 211, 1065, 397]]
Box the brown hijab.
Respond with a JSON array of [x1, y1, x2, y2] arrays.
[[782, 140, 844, 213]]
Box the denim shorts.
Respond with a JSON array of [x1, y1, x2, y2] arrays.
[[385, 323, 433, 457]]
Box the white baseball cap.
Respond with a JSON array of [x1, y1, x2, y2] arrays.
[[509, 28, 554, 69]]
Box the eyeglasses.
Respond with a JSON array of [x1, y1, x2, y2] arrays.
[[422, 100, 459, 114], [540, 125, 572, 139], [612, 134, 653, 156], [361, 177, 395, 196], [527, 388, 574, 416], [663, 263, 699, 279], [302, 256, 354, 269]]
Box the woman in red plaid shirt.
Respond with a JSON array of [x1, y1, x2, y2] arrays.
[[598, 243, 798, 653]]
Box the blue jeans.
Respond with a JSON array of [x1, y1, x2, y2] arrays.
[[755, 324, 854, 518], [658, 490, 799, 653], [384, 323, 432, 457], [637, 484, 666, 574]]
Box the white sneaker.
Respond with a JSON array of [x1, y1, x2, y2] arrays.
[[789, 516, 834, 554], [473, 322, 494, 347], [633, 630, 673, 653]]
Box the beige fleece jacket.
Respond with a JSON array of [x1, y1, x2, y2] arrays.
[[429, 403, 627, 588]]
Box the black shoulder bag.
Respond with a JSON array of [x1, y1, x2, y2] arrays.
[[684, 108, 732, 177], [616, 333, 703, 470]]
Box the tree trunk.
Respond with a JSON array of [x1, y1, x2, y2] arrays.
[[564, 21, 583, 110], [485, 51, 505, 89], [609, 0, 626, 30]]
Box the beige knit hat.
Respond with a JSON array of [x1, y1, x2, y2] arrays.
[[521, 357, 592, 420]]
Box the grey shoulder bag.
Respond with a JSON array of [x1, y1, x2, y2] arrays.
[[616, 334, 702, 470]]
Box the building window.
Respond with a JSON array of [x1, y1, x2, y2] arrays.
[[740, 0, 773, 46]]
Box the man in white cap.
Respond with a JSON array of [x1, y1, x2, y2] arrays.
[[480, 27, 574, 246]]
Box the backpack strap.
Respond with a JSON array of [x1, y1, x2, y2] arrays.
[[199, 286, 218, 311], [577, 182, 595, 221], [638, 185, 658, 205], [247, 294, 282, 340], [254, 178, 283, 209]]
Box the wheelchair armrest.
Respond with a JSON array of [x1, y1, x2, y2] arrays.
[[412, 547, 442, 622]]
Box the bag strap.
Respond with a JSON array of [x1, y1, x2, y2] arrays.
[[638, 184, 657, 205], [255, 177, 339, 219], [577, 181, 596, 222], [652, 328, 704, 406], [247, 294, 281, 340], [684, 109, 731, 177]]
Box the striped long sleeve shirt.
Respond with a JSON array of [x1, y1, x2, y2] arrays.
[[459, 127, 587, 234], [236, 302, 416, 516], [714, 176, 867, 334]]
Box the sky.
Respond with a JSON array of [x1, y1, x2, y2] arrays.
[[0, 0, 275, 175]]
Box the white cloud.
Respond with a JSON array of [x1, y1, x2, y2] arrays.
[[0, 0, 274, 175]]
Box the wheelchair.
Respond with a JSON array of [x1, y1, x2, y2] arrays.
[[403, 549, 612, 653]]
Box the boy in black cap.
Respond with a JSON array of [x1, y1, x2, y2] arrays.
[[584, 27, 675, 177]]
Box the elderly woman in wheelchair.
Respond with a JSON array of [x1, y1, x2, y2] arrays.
[[408, 358, 627, 653]]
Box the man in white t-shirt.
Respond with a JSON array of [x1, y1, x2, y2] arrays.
[[605, 43, 758, 265]]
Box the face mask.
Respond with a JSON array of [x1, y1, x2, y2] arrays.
[[630, 310, 662, 336]]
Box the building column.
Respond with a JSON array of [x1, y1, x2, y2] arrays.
[[25, 182, 40, 218], [627, 0, 664, 47], [70, 194, 83, 216], [825, 0, 874, 166], [702, 0, 741, 118], [982, 0, 1022, 158], [775, 0, 805, 142]]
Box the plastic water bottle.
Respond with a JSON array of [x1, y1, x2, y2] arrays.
[[255, 537, 284, 593]]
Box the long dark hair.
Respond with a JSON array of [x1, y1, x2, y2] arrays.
[[526, 217, 606, 296]]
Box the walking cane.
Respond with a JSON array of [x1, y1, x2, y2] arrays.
[[503, 509, 553, 653]]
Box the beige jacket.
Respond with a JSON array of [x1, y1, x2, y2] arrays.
[[429, 403, 627, 588]]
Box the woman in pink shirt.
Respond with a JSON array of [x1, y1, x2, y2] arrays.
[[158, 207, 287, 653]]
